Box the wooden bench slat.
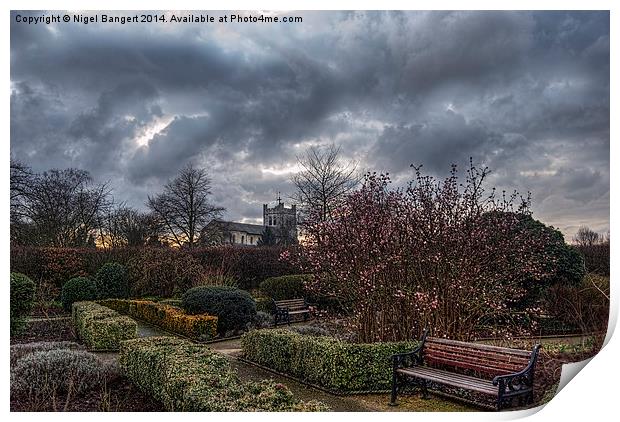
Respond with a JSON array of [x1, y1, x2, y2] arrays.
[[425, 356, 516, 376], [426, 337, 531, 357], [424, 343, 530, 365], [424, 349, 525, 373], [399, 367, 497, 392], [398, 367, 498, 395], [425, 345, 528, 364]]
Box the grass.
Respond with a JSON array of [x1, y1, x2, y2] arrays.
[[352, 393, 476, 412]]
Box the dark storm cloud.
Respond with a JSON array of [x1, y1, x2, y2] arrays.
[[10, 10, 609, 238]]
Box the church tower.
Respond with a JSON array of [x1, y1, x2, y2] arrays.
[[263, 194, 297, 243]]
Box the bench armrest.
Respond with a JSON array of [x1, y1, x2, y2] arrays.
[[492, 344, 541, 390], [391, 329, 428, 369]]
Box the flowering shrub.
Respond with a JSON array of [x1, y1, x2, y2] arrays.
[[298, 163, 578, 342], [119, 337, 328, 411], [100, 299, 218, 341], [72, 301, 137, 350], [241, 329, 416, 392]]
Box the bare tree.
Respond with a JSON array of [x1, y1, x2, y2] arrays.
[[147, 163, 224, 248], [573, 226, 601, 247], [10, 159, 34, 244], [20, 168, 111, 247], [291, 144, 361, 223], [100, 204, 163, 248]]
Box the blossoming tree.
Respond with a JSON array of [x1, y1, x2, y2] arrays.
[[300, 162, 567, 342]]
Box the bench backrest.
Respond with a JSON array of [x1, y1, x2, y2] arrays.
[[274, 298, 307, 311], [423, 337, 532, 377]]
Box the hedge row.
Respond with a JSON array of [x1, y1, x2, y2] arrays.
[[100, 299, 217, 342], [119, 337, 328, 411], [241, 329, 417, 392], [72, 301, 137, 350], [11, 246, 301, 292]]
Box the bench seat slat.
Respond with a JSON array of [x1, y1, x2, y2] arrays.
[[397, 367, 498, 395]]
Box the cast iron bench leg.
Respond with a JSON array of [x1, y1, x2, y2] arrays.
[[389, 371, 398, 406]]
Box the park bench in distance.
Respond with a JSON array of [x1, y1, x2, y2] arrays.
[[390, 330, 541, 410], [272, 298, 311, 326]]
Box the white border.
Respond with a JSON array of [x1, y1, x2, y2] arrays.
[[3, 1, 616, 421]]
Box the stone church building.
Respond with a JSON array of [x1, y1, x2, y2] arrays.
[[201, 199, 297, 246]]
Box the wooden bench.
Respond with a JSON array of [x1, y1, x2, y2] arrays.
[[272, 298, 311, 326], [390, 330, 541, 410]]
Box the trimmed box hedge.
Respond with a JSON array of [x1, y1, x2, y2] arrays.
[[241, 329, 417, 392], [72, 301, 137, 351], [119, 337, 328, 411], [100, 299, 217, 342]]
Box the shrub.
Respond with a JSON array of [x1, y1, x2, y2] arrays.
[[10, 272, 36, 335], [72, 301, 137, 350], [95, 262, 129, 299], [182, 286, 256, 334], [255, 297, 275, 313], [10, 341, 85, 369], [289, 325, 330, 337], [252, 311, 274, 329], [10, 349, 113, 399], [299, 164, 585, 342], [100, 299, 217, 341], [259, 274, 311, 300], [127, 248, 205, 297], [61, 277, 98, 311], [241, 329, 416, 392], [119, 337, 328, 411], [544, 274, 609, 334]]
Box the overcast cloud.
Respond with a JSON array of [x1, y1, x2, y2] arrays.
[[10, 10, 609, 239]]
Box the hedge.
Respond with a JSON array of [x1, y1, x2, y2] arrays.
[[11, 246, 302, 293], [72, 301, 137, 350], [241, 329, 417, 392], [119, 337, 328, 411], [100, 299, 217, 342], [10, 272, 36, 336]]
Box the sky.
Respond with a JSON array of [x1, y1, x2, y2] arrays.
[[10, 10, 609, 239]]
